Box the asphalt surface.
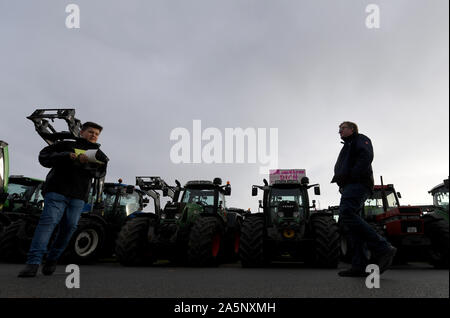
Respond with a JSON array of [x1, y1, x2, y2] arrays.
[[0, 260, 448, 298]]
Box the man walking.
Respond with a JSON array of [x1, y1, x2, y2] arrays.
[[18, 122, 108, 277], [332, 121, 396, 277]]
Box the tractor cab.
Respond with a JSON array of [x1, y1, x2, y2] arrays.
[[429, 178, 449, 212], [364, 184, 401, 218], [2, 176, 44, 216], [252, 177, 320, 227], [181, 178, 231, 216]]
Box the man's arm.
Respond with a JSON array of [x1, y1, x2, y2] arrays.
[[350, 135, 373, 180], [38, 142, 73, 168]]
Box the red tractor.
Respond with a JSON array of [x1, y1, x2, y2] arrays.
[[340, 177, 448, 268]]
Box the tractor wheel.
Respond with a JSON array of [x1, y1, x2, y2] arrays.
[[187, 216, 224, 267], [423, 214, 449, 268], [239, 216, 267, 267], [0, 217, 38, 263], [60, 217, 105, 264], [115, 216, 155, 266], [309, 214, 340, 268]]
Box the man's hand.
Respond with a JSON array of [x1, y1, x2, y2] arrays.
[[70, 153, 89, 163], [77, 154, 89, 164]]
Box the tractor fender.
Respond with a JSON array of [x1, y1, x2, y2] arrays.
[[199, 213, 227, 228], [79, 213, 108, 227], [423, 211, 447, 222]]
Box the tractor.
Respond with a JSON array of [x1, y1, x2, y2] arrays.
[[115, 177, 242, 266], [421, 178, 449, 268], [60, 179, 150, 263], [239, 170, 340, 268], [340, 176, 448, 268]]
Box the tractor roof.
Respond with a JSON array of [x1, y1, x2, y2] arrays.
[[185, 180, 216, 189], [429, 180, 449, 194], [9, 175, 44, 185]]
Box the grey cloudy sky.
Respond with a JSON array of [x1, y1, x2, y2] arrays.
[[0, 0, 448, 212]]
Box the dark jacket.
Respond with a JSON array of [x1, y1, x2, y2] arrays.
[[39, 138, 109, 202], [331, 133, 374, 190]]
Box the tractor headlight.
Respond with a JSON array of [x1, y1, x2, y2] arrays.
[[174, 213, 182, 220], [277, 212, 284, 218], [293, 212, 300, 218], [160, 214, 166, 220]]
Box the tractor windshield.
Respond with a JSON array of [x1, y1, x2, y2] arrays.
[[118, 192, 141, 215], [4, 182, 43, 211], [364, 189, 398, 216], [433, 188, 449, 210], [270, 188, 303, 206], [182, 189, 215, 206]]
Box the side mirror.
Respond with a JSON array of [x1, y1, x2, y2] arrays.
[[163, 188, 169, 197], [397, 192, 402, 199], [314, 186, 321, 196], [252, 187, 258, 196]]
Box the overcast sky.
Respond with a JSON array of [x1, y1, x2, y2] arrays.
[[0, 0, 448, 212]]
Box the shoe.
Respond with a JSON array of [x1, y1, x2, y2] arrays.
[[18, 264, 39, 278], [42, 260, 58, 276], [374, 245, 397, 274], [338, 268, 370, 277]]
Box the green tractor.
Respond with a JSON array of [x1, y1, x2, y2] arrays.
[[239, 171, 340, 268], [422, 178, 449, 268], [116, 177, 242, 267], [0, 176, 45, 262]]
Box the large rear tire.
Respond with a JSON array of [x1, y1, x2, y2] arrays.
[[423, 214, 449, 268], [0, 217, 38, 263], [187, 216, 224, 267], [310, 214, 340, 268], [115, 216, 155, 266], [239, 216, 267, 267]]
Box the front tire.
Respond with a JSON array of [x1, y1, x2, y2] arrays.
[[61, 217, 105, 264]]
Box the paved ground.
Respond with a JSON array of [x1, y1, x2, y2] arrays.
[[0, 261, 448, 298]]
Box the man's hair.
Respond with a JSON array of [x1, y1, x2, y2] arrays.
[[340, 121, 358, 134], [81, 121, 103, 132]]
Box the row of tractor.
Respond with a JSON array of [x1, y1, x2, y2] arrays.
[[0, 109, 448, 269]]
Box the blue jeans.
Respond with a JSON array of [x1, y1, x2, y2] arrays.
[[26, 192, 85, 265], [339, 183, 390, 270]]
